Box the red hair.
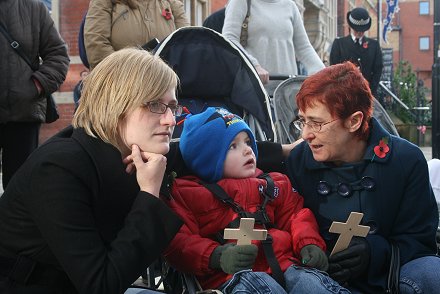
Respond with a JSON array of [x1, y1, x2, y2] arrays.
[[296, 61, 373, 141]]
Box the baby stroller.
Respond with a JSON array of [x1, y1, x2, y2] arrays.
[[270, 76, 400, 144], [153, 26, 276, 142], [144, 26, 278, 293]]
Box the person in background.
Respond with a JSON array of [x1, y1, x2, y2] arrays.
[[222, 0, 324, 84], [163, 107, 349, 293], [286, 61, 440, 293], [329, 7, 383, 97], [202, 7, 225, 33], [73, 69, 89, 109], [0, 0, 69, 189], [0, 48, 182, 294], [84, 0, 189, 69]]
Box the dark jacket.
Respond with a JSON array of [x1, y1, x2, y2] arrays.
[[286, 118, 438, 293], [0, 0, 69, 123], [202, 8, 225, 33], [329, 35, 383, 96], [0, 127, 183, 294]]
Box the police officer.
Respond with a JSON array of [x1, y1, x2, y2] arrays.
[[330, 7, 383, 97]]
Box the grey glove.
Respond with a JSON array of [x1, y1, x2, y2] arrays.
[[300, 244, 329, 271], [209, 243, 258, 274]]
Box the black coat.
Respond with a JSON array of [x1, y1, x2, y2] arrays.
[[330, 35, 383, 97], [202, 8, 225, 33], [0, 127, 182, 294]]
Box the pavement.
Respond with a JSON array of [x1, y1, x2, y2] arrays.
[[0, 146, 434, 196]]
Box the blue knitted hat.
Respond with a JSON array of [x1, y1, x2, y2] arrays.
[[180, 107, 258, 183]]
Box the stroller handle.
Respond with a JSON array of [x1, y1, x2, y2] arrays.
[[269, 75, 293, 81]]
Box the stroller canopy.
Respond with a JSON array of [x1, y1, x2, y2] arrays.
[[154, 27, 275, 141]]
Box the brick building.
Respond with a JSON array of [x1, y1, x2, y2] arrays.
[[387, 0, 435, 99]]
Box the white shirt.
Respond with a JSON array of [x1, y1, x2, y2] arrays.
[[350, 33, 364, 45]]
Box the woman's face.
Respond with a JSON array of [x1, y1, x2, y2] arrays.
[[121, 88, 177, 156], [298, 102, 352, 164]]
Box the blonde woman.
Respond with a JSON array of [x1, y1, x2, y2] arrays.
[[85, 0, 189, 69], [0, 48, 183, 294]]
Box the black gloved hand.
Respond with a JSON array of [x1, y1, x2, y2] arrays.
[[209, 243, 258, 274], [328, 237, 370, 284], [300, 244, 329, 271]]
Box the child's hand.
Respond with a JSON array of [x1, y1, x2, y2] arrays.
[[123, 144, 167, 197], [209, 243, 258, 274], [300, 244, 328, 271]]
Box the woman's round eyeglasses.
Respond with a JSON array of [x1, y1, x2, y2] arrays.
[[292, 118, 339, 133], [143, 101, 183, 116], [317, 176, 375, 197]]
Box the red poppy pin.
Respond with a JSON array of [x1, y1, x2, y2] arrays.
[[363, 41, 368, 49], [162, 8, 172, 20], [372, 137, 390, 161]]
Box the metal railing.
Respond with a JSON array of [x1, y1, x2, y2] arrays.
[[378, 81, 420, 120], [379, 81, 411, 111]]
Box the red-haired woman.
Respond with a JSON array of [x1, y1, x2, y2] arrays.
[[284, 61, 440, 293]]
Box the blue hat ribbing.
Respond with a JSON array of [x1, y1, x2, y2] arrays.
[[179, 107, 258, 183]]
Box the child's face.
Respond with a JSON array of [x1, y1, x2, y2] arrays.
[[223, 131, 256, 179]]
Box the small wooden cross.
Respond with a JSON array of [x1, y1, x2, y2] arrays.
[[224, 218, 267, 245], [329, 212, 370, 256]]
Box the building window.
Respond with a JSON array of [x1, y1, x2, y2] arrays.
[[184, 0, 209, 26], [419, 37, 430, 50], [419, 1, 429, 15]]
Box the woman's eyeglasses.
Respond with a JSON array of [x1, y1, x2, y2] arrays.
[[144, 101, 183, 116], [292, 119, 339, 133], [317, 176, 375, 197]]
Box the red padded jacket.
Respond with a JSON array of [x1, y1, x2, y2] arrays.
[[163, 170, 326, 289]]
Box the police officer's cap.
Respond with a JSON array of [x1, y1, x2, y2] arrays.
[[347, 7, 371, 32]]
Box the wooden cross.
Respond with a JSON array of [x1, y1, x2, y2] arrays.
[[224, 218, 267, 245], [329, 212, 370, 256]]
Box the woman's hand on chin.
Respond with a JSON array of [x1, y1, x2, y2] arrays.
[[123, 144, 167, 197]]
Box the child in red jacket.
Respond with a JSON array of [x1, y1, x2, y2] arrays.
[[163, 107, 349, 293]]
